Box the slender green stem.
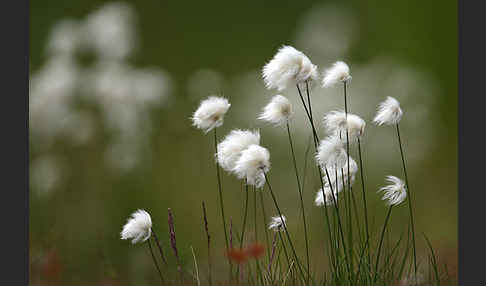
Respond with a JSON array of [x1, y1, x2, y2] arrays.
[[147, 239, 166, 286], [236, 183, 250, 278], [151, 228, 168, 266], [278, 231, 291, 273], [286, 122, 310, 282], [213, 129, 229, 250], [343, 81, 354, 272], [324, 167, 351, 275], [396, 124, 417, 275], [259, 191, 271, 263], [213, 129, 233, 281], [240, 183, 249, 249], [264, 173, 306, 283], [357, 138, 371, 268], [296, 84, 319, 145], [374, 205, 394, 284]]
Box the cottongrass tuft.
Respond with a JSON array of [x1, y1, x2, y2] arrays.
[[315, 186, 337, 207], [192, 96, 231, 133], [120, 209, 152, 244], [373, 96, 403, 126], [233, 144, 270, 188], [321, 61, 351, 88], [378, 175, 407, 206], [262, 45, 318, 91], [315, 136, 348, 169], [216, 129, 260, 173], [268, 215, 287, 231], [258, 95, 293, 127], [323, 110, 366, 141]]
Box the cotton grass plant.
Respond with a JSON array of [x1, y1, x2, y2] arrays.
[[120, 45, 452, 285]]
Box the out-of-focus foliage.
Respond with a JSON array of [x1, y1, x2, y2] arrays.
[[29, 0, 457, 285]]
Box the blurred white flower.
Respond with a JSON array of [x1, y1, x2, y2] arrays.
[[315, 136, 347, 169], [82, 2, 136, 60], [378, 176, 407, 206], [373, 96, 403, 126], [233, 144, 270, 188], [192, 96, 231, 133], [121, 209, 152, 244], [322, 61, 351, 88], [262, 45, 318, 91], [323, 110, 365, 141], [30, 155, 65, 196], [216, 129, 261, 173], [269, 215, 286, 231], [258, 95, 293, 127], [46, 19, 81, 56]]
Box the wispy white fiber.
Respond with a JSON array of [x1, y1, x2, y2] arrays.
[[378, 176, 407, 206], [315, 136, 347, 169], [373, 96, 403, 126], [216, 129, 261, 173], [323, 110, 365, 141], [121, 209, 152, 244], [262, 45, 318, 91], [315, 186, 338, 207], [233, 144, 270, 188], [258, 95, 293, 127], [192, 96, 231, 133], [322, 61, 351, 88], [269, 215, 287, 231]]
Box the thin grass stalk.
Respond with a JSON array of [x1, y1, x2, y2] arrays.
[[296, 83, 337, 277], [268, 231, 279, 273], [278, 231, 293, 283], [286, 121, 310, 282], [201, 202, 212, 286], [236, 183, 250, 278], [323, 167, 351, 275], [151, 228, 168, 266], [342, 81, 355, 272], [253, 187, 265, 285], [168, 208, 183, 283], [373, 205, 394, 284], [213, 129, 233, 282], [259, 191, 271, 264], [147, 239, 166, 286], [190, 246, 201, 286], [396, 124, 417, 276], [357, 137, 371, 269], [264, 173, 306, 283]]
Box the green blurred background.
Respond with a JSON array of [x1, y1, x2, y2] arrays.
[[29, 0, 457, 285]]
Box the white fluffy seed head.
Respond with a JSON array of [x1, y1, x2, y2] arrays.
[[216, 129, 261, 173], [262, 45, 318, 91], [373, 96, 403, 126], [192, 96, 231, 133], [258, 95, 293, 126], [315, 186, 338, 207], [120, 209, 152, 244], [315, 136, 347, 169], [378, 176, 407, 206], [233, 144, 270, 188], [323, 111, 366, 141], [324, 156, 358, 188], [322, 61, 351, 88], [269, 215, 286, 231]]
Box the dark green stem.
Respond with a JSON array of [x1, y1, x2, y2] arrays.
[[264, 173, 306, 283], [374, 205, 394, 284], [357, 138, 371, 269], [286, 122, 310, 282], [396, 124, 417, 275], [147, 239, 166, 286]]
